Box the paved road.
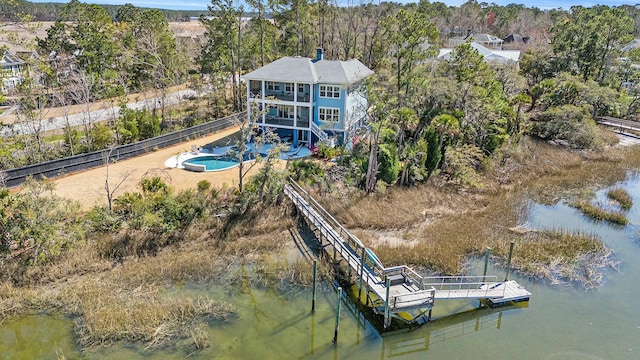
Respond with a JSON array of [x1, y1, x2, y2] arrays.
[[0, 89, 200, 136]]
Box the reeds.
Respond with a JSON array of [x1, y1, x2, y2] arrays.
[[62, 281, 234, 350], [607, 188, 633, 210], [572, 201, 629, 225], [313, 137, 636, 287], [492, 230, 617, 289]]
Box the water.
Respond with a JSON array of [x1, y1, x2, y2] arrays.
[[0, 315, 78, 359], [182, 155, 240, 171], [2, 173, 640, 359]]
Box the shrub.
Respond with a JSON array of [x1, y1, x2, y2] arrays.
[[378, 143, 401, 184], [289, 160, 325, 185], [443, 144, 485, 187], [316, 143, 340, 159], [530, 105, 599, 149]]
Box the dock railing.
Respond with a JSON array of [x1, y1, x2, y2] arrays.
[[287, 179, 429, 288], [285, 179, 379, 286], [422, 276, 506, 299]]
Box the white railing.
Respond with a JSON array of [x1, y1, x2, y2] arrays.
[[310, 121, 328, 141], [422, 276, 507, 299]]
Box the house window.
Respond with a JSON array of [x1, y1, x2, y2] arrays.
[[284, 83, 293, 92], [266, 81, 280, 91], [278, 105, 294, 119], [319, 85, 340, 98], [298, 84, 305, 93], [319, 107, 340, 122]]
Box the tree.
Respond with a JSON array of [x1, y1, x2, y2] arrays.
[[125, 8, 184, 121], [270, 0, 313, 57], [200, 0, 244, 111], [0, 178, 83, 265], [246, 0, 267, 66], [102, 147, 134, 213], [530, 104, 599, 149], [550, 6, 633, 83], [61, 0, 119, 95], [382, 9, 438, 106]]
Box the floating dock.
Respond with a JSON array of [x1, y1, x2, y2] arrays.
[[283, 179, 531, 329]]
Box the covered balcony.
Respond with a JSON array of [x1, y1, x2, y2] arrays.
[[249, 80, 311, 103], [263, 105, 311, 128]]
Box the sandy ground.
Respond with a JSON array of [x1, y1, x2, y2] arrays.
[[50, 126, 263, 210]]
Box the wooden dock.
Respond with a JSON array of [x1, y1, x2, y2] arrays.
[[283, 179, 531, 329], [596, 116, 640, 137]]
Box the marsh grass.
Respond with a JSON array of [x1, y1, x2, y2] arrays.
[[60, 280, 234, 350], [492, 230, 617, 289], [0, 201, 300, 353], [607, 188, 633, 210], [572, 201, 629, 225], [313, 137, 636, 287]]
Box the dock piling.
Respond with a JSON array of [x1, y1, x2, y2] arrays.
[[483, 247, 491, 280], [333, 286, 342, 343], [504, 242, 514, 281], [312, 259, 318, 312], [383, 277, 391, 329]]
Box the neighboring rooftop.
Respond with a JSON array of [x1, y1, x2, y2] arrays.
[[438, 42, 521, 64], [449, 31, 504, 48]]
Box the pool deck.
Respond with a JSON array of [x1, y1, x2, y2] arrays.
[[165, 143, 312, 169]]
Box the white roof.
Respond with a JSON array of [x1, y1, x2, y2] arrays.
[[437, 42, 520, 64], [242, 56, 373, 85]]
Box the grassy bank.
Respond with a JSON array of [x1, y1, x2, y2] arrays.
[[1, 133, 638, 354], [319, 137, 639, 288], [0, 190, 305, 354]]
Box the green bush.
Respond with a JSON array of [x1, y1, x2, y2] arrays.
[[378, 143, 401, 184], [289, 160, 325, 185], [316, 143, 341, 159], [530, 105, 599, 149]]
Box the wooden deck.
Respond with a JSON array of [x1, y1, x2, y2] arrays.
[[596, 116, 640, 137], [283, 179, 531, 329]]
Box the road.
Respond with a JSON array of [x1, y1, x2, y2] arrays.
[[0, 89, 200, 136]]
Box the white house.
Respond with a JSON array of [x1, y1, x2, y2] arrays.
[[438, 41, 521, 65], [241, 49, 374, 148], [449, 31, 504, 49], [1, 49, 25, 94]]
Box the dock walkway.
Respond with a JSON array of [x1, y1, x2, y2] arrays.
[[283, 179, 531, 328]]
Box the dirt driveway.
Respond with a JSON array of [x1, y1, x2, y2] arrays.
[[51, 126, 262, 210]]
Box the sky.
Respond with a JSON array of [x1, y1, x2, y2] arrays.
[[27, 0, 640, 11]]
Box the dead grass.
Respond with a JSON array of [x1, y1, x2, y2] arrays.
[[62, 280, 234, 350], [0, 202, 301, 352], [311, 137, 638, 286], [492, 230, 616, 289], [320, 184, 478, 230]]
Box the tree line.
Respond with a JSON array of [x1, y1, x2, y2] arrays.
[[0, 0, 639, 272], [0, 0, 206, 22], [1, 0, 638, 189]]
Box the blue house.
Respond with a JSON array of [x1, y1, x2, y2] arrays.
[[242, 49, 374, 148]]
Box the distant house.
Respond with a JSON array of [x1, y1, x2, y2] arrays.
[[449, 31, 504, 49], [242, 49, 374, 148], [502, 34, 530, 50], [1, 49, 25, 94], [438, 41, 521, 65], [622, 39, 640, 53]]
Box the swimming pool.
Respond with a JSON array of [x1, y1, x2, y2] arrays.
[[182, 156, 240, 172]]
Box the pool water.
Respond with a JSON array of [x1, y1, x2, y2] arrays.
[[182, 156, 240, 171]]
